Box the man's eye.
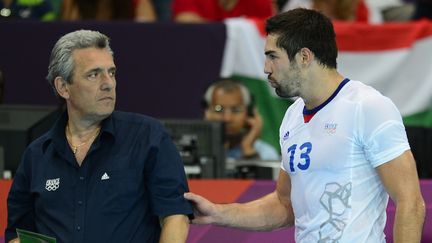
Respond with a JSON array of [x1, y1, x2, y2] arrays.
[[88, 73, 97, 78]]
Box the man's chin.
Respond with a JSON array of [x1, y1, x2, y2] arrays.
[[101, 104, 115, 114], [275, 89, 287, 98], [276, 89, 294, 99], [90, 109, 114, 121]]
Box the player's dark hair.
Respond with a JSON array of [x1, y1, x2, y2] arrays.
[[266, 8, 338, 68]]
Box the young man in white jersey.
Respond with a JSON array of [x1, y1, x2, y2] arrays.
[[184, 8, 425, 242]]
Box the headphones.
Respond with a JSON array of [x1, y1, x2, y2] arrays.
[[202, 79, 255, 116]]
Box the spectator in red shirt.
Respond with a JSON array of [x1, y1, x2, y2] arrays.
[[173, 0, 276, 22], [61, 0, 156, 22], [280, 0, 368, 22]]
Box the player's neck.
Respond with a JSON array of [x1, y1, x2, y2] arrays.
[[303, 70, 344, 110]]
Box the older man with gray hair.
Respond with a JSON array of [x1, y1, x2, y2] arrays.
[[5, 30, 192, 243]]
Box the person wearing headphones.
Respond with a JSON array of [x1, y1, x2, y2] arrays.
[[203, 79, 279, 161]]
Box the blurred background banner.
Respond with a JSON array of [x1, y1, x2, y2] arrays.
[[220, 18, 432, 150], [1, 19, 431, 177]]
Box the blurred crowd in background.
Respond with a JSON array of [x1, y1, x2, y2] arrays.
[[0, 0, 431, 23]]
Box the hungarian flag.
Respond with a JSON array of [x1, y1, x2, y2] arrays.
[[221, 18, 432, 150]]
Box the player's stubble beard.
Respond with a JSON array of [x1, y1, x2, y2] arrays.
[[273, 65, 302, 99]]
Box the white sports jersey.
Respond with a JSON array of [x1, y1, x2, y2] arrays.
[[279, 79, 410, 242]]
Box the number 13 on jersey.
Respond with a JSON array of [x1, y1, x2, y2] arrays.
[[287, 142, 312, 172]]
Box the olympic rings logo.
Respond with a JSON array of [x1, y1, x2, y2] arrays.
[[45, 178, 60, 191]]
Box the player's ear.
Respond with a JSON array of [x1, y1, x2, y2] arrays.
[[298, 47, 314, 66]]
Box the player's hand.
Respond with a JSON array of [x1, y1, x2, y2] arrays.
[[184, 192, 219, 225]]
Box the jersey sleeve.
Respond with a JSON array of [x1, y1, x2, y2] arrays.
[[357, 92, 410, 168], [279, 100, 300, 172], [146, 126, 194, 218], [5, 148, 36, 242]]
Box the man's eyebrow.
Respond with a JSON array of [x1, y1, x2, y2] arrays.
[[264, 50, 276, 55], [86, 67, 103, 74], [86, 66, 116, 74]]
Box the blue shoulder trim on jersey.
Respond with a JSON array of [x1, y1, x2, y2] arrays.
[[303, 78, 350, 115]]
